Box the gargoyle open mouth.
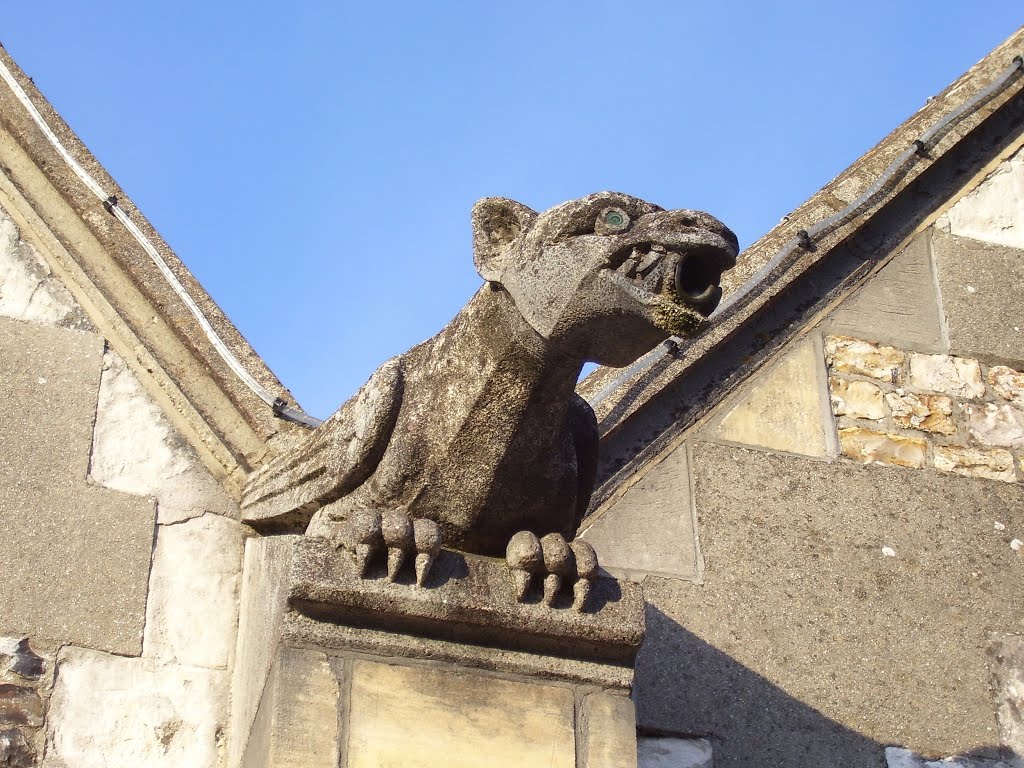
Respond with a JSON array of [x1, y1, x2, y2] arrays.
[[607, 241, 734, 317]]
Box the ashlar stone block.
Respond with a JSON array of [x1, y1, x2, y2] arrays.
[[709, 338, 829, 458], [581, 444, 699, 580], [46, 647, 227, 768], [939, 145, 1024, 251], [0, 318, 155, 655], [346, 660, 575, 768], [143, 514, 247, 670], [580, 692, 637, 768]]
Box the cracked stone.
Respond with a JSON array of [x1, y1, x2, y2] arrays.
[[885, 392, 956, 434], [933, 445, 1017, 483], [830, 378, 887, 420], [908, 353, 985, 399], [825, 336, 904, 383]]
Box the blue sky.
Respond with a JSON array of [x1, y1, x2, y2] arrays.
[[2, 5, 1021, 418]]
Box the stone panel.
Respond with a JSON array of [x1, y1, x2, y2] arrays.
[[91, 350, 237, 524], [708, 338, 829, 458], [241, 647, 339, 768], [932, 230, 1024, 367], [581, 444, 698, 580], [0, 318, 156, 654], [637, 737, 713, 768], [143, 514, 247, 670], [580, 692, 637, 768], [0, 204, 90, 331], [988, 633, 1024, 760], [228, 536, 297, 768], [939, 146, 1024, 251], [635, 440, 1024, 767], [46, 647, 227, 768], [824, 234, 945, 353], [346, 660, 575, 768]]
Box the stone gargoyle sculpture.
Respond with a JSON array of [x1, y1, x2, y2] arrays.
[[242, 192, 737, 605]]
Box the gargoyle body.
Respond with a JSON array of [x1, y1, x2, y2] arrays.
[[242, 192, 737, 558]]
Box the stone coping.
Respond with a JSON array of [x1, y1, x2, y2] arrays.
[[286, 538, 645, 667], [577, 28, 1024, 439], [0, 45, 307, 490]]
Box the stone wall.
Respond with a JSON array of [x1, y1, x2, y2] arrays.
[[0, 200, 248, 767], [585, 146, 1024, 767]]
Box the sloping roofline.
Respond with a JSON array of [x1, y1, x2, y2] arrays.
[[578, 26, 1024, 508], [0, 44, 309, 495]]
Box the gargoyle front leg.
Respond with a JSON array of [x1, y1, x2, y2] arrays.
[[505, 531, 598, 611]]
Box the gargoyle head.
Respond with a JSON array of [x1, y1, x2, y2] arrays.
[[471, 192, 739, 366]]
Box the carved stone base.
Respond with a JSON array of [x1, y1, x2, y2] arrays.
[[229, 536, 644, 768]]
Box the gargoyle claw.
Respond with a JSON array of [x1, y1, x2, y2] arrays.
[[381, 511, 414, 581], [349, 509, 383, 577], [540, 533, 574, 607], [570, 539, 598, 612], [506, 531, 543, 601], [505, 531, 601, 610], [413, 518, 442, 586]]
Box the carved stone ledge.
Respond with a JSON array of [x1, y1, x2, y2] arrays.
[[288, 537, 645, 667]]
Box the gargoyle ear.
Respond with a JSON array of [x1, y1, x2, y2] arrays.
[[471, 198, 537, 282]]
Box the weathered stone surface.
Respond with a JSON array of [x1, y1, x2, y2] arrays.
[[934, 445, 1017, 483], [826, 335, 904, 383], [0, 638, 44, 680], [885, 747, 1015, 767], [839, 427, 927, 468], [637, 737, 713, 768], [709, 339, 829, 457], [824, 234, 945, 353], [228, 536, 296, 768], [886, 392, 957, 434], [831, 377, 887, 420], [0, 205, 90, 330], [939, 146, 1024, 250], [0, 318, 156, 655], [635, 441, 1024, 765], [289, 537, 644, 665], [962, 402, 1024, 448], [932, 229, 1024, 366], [143, 514, 246, 669], [0, 728, 34, 768], [990, 366, 1024, 407], [91, 350, 237, 524], [46, 647, 227, 768], [0, 685, 41, 726], [241, 647, 338, 768], [580, 692, 637, 768], [581, 443, 698, 580], [988, 633, 1024, 760], [908, 353, 986, 399], [243, 193, 738, 556], [347, 660, 576, 768]]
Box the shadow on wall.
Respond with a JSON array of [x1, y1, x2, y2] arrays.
[[634, 606, 1014, 768]]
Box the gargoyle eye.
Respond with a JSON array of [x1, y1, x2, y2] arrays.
[[595, 207, 630, 234]]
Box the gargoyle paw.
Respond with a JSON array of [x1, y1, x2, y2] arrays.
[[505, 532, 599, 611]]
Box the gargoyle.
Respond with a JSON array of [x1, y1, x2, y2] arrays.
[[242, 192, 737, 572]]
